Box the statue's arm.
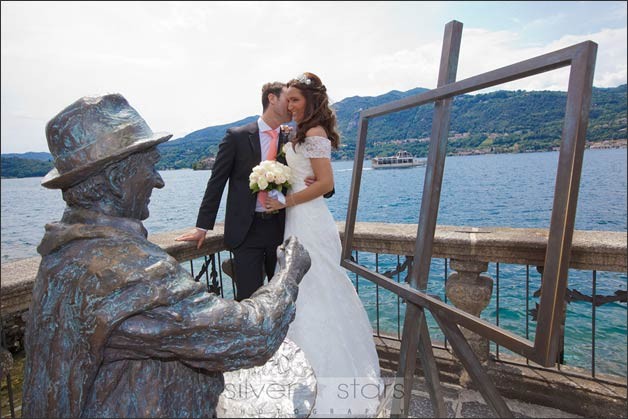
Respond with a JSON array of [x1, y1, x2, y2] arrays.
[[105, 237, 310, 372]]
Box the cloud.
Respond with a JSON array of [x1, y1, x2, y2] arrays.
[[1, 1, 626, 154], [352, 25, 626, 95]]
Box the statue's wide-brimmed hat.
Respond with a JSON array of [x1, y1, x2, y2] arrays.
[[42, 94, 172, 189]]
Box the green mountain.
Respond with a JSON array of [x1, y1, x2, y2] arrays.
[[2, 152, 52, 161], [1, 156, 54, 178], [2, 85, 626, 177], [156, 84, 627, 168], [157, 115, 258, 170]]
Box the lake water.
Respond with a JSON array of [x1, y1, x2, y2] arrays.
[[1, 148, 626, 375]]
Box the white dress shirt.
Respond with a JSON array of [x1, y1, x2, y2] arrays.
[[255, 118, 279, 212]]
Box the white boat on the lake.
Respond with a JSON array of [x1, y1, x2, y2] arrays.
[[371, 150, 425, 169]]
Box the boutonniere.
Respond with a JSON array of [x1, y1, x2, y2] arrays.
[[277, 125, 294, 158], [280, 124, 294, 139]]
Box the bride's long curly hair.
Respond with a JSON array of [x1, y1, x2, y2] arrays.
[[287, 72, 340, 150]]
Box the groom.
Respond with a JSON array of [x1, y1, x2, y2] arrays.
[[177, 82, 292, 301], [178, 81, 335, 300]]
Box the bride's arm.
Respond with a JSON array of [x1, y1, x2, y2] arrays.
[[266, 126, 334, 211], [265, 157, 333, 211], [285, 157, 334, 207]]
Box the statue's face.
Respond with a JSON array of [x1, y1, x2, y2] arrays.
[[121, 148, 164, 220]]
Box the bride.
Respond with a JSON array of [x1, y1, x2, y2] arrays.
[[264, 72, 382, 417]]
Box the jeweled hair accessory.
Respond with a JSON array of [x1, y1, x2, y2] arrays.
[[296, 74, 312, 85]]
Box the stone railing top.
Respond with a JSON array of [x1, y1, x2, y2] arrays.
[[2, 222, 626, 303], [149, 225, 226, 261], [335, 222, 627, 272]]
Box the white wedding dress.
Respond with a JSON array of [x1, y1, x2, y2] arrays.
[[217, 136, 382, 418], [283, 136, 382, 417]]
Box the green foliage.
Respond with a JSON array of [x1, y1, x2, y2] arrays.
[[338, 85, 626, 157], [155, 84, 628, 165], [1, 157, 54, 178], [156, 115, 258, 170], [3, 85, 626, 177]]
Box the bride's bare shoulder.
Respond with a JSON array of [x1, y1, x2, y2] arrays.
[[305, 126, 328, 138]]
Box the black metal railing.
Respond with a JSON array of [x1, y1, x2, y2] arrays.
[[349, 249, 627, 385], [185, 247, 626, 384], [1, 224, 626, 417], [0, 325, 16, 419], [187, 251, 237, 299]]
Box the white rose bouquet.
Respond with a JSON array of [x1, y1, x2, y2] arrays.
[[249, 160, 292, 206]]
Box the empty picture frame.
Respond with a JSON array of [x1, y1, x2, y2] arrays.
[[340, 24, 597, 367]]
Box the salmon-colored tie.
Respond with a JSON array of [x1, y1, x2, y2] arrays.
[[258, 129, 279, 208]]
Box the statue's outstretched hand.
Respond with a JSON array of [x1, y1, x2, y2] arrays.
[[276, 236, 311, 284]]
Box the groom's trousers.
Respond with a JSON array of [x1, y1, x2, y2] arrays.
[[231, 212, 284, 301]]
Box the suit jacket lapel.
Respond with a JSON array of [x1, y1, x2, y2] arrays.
[[248, 124, 261, 163]]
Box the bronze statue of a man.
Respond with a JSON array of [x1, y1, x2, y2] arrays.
[[21, 94, 311, 418]]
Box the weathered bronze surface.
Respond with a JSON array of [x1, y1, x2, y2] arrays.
[[342, 20, 598, 366], [341, 20, 597, 418], [21, 94, 311, 418]]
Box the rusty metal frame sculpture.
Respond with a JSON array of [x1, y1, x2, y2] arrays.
[[340, 20, 597, 417]]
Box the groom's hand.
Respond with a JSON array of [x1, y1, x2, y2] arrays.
[[175, 228, 207, 249], [304, 175, 316, 187], [304, 175, 334, 198]]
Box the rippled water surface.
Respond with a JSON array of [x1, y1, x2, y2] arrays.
[[2, 148, 626, 375]]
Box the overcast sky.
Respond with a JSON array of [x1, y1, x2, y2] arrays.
[[2, 1, 626, 154]]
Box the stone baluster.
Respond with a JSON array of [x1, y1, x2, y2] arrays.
[[445, 259, 493, 362]]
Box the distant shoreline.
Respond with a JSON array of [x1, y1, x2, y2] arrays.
[[2, 142, 626, 178], [586, 139, 628, 149], [346, 139, 627, 161], [444, 139, 627, 157]]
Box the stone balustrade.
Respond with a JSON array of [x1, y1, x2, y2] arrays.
[[2, 222, 626, 417], [3, 222, 626, 342], [336, 222, 626, 271]]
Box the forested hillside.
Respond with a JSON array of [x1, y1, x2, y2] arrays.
[[157, 84, 627, 167], [1, 157, 55, 178], [2, 85, 625, 177]]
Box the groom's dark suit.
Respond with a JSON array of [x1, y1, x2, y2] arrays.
[[196, 121, 288, 301]]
